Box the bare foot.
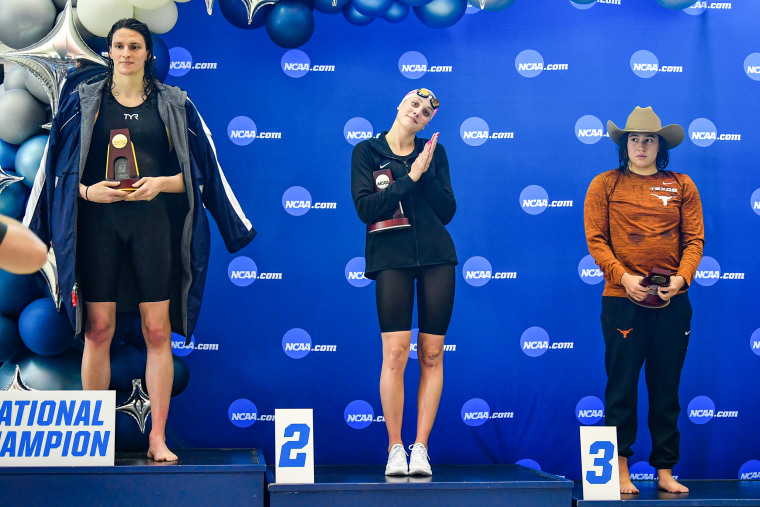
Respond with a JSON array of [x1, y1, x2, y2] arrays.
[[657, 469, 688, 493], [147, 435, 178, 462], [618, 456, 640, 494]]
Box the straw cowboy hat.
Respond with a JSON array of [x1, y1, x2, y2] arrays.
[[607, 106, 684, 149]]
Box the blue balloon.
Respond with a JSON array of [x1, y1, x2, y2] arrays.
[[19, 297, 76, 356], [0, 269, 42, 317], [414, 0, 467, 27], [0, 179, 29, 218], [266, 0, 315, 49], [17, 348, 83, 390], [151, 35, 170, 82], [219, 0, 260, 29], [383, 1, 409, 21], [315, 0, 350, 13], [171, 355, 189, 396], [0, 138, 19, 171], [655, 0, 697, 8], [14, 134, 48, 187], [343, 2, 375, 24], [110, 343, 146, 391], [0, 314, 24, 362], [399, 0, 432, 8], [353, 0, 393, 17]]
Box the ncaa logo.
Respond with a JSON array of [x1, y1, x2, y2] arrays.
[[409, 328, 419, 360], [168, 47, 192, 77], [281, 50, 310, 78], [578, 254, 604, 285], [575, 115, 604, 144], [520, 326, 549, 358], [516, 459, 541, 470], [228, 398, 258, 428], [344, 400, 374, 429], [687, 395, 715, 424], [398, 51, 427, 79], [629, 461, 657, 480], [375, 173, 390, 189], [688, 118, 718, 147], [282, 186, 312, 216], [227, 116, 257, 146], [575, 396, 604, 425], [519, 185, 548, 215], [462, 256, 492, 287], [344, 117, 374, 146], [461, 398, 490, 427], [745, 54, 760, 81], [693, 256, 720, 287], [515, 50, 544, 78], [345, 257, 372, 288], [282, 328, 312, 359], [751, 188, 760, 216], [460, 117, 490, 147], [228, 256, 258, 287], [171, 332, 195, 357], [750, 329, 760, 357], [630, 50, 659, 78], [739, 460, 760, 480]]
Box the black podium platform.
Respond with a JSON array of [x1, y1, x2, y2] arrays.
[[0, 448, 267, 506], [573, 479, 760, 506], [268, 464, 574, 507]]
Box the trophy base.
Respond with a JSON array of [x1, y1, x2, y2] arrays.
[[627, 294, 670, 309], [369, 218, 411, 233], [108, 178, 139, 192]]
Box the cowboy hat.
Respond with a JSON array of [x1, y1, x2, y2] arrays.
[[607, 106, 684, 149]]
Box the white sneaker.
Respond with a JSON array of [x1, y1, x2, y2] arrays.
[[385, 444, 408, 476], [408, 443, 432, 476]]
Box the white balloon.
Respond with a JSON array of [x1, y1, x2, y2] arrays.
[[174, 0, 192, 2], [134, 2, 178, 34], [128, 0, 171, 8], [77, 0, 134, 38]]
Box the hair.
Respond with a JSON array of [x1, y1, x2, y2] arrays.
[[616, 132, 670, 171], [105, 18, 157, 99]]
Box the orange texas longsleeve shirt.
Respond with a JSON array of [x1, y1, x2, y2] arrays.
[[584, 168, 705, 298]]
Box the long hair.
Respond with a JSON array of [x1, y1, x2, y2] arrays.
[[617, 133, 670, 171], [105, 18, 157, 99]]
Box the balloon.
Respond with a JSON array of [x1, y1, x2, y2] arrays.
[[414, 0, 466, 27], [54, 0, 80, 8], [110, 343, 146, 391], [353, 0, 393, 17], [129, 0, 172, 8], [219, 0, 278, 28], [15, 135, 48, 187], [77, 0, 134, 38], [115, 407, 150, 451], [383, 1, 409, 22], [23, 70, 52, 104], [314, 0, 350, 14], [266, 0, 315, 49], [399, 0, 432, 8], [18, 297, 75, 357], [0, 355, 28, 388], [0, 139, 19, 171], [60, 7, 108, 58], [151, 35, 170, 82], [0, 178, 30, 218], [0, 0, 57, 50], [0, 270, 42, 317], [467, 0, 515, 11], [0, 89, 46, 145], [342, 2, 375, 25], [2, 66, 27, 92], [134, 2, 179, 34], [0, 314, 24, 363], [654, 0, 698, 8], [17, 348, 83, 390]]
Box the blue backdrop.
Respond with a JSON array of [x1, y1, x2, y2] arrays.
[[6, 0, 758, 481]]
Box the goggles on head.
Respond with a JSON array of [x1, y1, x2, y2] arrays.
[[416, 88, 439, 109]]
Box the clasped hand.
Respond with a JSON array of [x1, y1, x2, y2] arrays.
[[409, 132, 439, 182], [621, 273, 685, 302]]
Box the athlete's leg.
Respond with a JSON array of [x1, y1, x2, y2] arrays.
[[82, 302, 117, 390]]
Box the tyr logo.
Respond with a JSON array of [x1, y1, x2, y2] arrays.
[[123, 113, 139, 120]]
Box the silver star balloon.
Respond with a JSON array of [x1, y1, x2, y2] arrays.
[[242, 0, 279, 24], [0, 0, 105, 119], [206, 0, 215, 14], [2, 365, 34, 392], [116, 379, 152, 434], [0, 168, 24, 195]]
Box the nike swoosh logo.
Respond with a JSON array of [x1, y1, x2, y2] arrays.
[[663, 182, 675, 185], [380, 162, 390, 169], [685, 330, 690, 335]]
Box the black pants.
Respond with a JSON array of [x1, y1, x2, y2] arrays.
[[601, 293, 691, 469]]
